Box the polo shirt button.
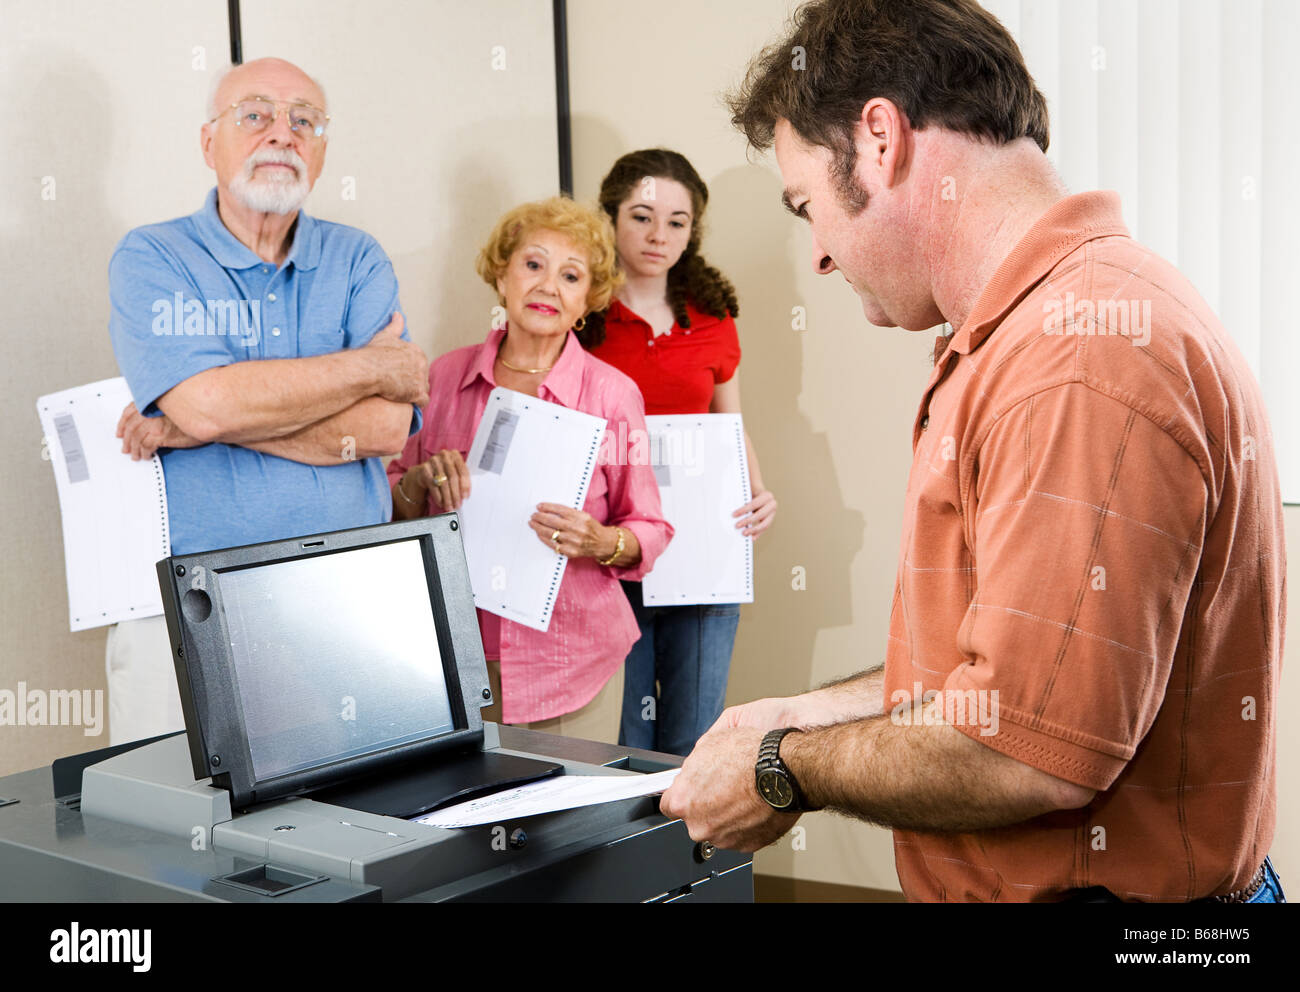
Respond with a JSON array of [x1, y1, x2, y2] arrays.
[[262, 267, 270, 275], [272, 327, 281, 337], [920, 415, 930, 430], [267, 293, 277, 302], [684, 330, 690, 335], [647, 340, 654, 347]]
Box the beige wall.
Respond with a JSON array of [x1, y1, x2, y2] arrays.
[[0, 0, 228, 778], [0, 0, 558, 777], [566, 0, 1297, 893]]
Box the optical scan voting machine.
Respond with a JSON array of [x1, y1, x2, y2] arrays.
[[0, 516, 752, 902]]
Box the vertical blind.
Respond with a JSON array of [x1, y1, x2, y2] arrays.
[[982, 0, 1300, 501]]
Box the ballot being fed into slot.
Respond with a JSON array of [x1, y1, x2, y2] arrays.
[[156, 515, 566, 817]]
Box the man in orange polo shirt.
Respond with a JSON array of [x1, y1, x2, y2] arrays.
[[659, 0, 1285, 902]]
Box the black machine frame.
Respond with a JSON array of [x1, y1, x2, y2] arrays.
[[156, 514, 492, 810]]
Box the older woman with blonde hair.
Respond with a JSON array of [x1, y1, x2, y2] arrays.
[[388, 197, 672, 741]]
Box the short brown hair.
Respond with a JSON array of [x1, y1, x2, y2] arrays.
[[475, 196, 622, 314], [728, 0, 1049, 203]]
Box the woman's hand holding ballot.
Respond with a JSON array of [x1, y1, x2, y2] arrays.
[[732, 485, 777, 540], [529, 502, 641, 567], [396, 448, 472, 514]]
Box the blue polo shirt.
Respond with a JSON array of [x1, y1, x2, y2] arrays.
[[109, 188, 421, 555]]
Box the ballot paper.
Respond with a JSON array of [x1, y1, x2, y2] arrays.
[[412, 768, 681, 827], [36, 377, 171, 631], [457, 387, 607, 632], [641, 413, 753, 606]]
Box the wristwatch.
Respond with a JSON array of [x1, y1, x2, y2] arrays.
[[755, 728, 808, 812]]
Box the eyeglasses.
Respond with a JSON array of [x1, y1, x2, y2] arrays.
[[209, 99, 330, 140]]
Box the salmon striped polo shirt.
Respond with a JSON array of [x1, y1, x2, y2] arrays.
[[887, 191, 1285, 901]]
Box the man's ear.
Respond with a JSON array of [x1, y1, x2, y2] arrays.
[[200, 123, 216, 170], [859, 97, 910, 189]]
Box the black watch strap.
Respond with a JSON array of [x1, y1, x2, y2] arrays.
[[755, 727, 809, 812]]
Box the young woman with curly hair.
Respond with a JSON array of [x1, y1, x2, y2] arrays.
[[579, 148, 777, 755]]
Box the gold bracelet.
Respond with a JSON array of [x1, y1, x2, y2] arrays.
[[598, 526, 625, 567], [395, 474, 420, 506]]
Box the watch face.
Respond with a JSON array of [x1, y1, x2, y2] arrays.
[[758, 770, 794, 809]]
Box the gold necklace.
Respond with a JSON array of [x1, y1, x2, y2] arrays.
[[497, 355, 555, 374], [496, 341, 557, 374]]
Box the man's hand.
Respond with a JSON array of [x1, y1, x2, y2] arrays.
[[116, 402, 203, 460], [711, 696, 814, 734], [362, 313, 429, 406], [659, 726, 801, 853]]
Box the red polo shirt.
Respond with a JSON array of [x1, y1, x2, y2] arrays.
[[590, 298, 741, 415]]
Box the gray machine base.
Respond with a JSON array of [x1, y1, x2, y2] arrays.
[[0, 725, 752, 903]]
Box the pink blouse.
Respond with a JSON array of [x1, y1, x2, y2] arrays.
[[388, 325, 673, 723]]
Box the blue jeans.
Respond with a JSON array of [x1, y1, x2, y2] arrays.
[[1246, 857, 1285, 902], [617, 581, 740, 756]]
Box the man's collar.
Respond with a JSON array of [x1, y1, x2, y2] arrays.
[[459, 324, 585, 407], [944, 191, 1130, 357], [191, 187, 321, 271], [284, 208, 321, 270]]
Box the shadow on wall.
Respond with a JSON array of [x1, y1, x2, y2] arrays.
[[0, 50, 122, 775], [707, 163, 866, 702]]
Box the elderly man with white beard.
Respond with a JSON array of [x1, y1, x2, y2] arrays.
[[105, 58, 430, 745]]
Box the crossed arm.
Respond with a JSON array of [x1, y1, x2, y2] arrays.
[[118, 314, 429, 466], [658, 666, 1096, 852]]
